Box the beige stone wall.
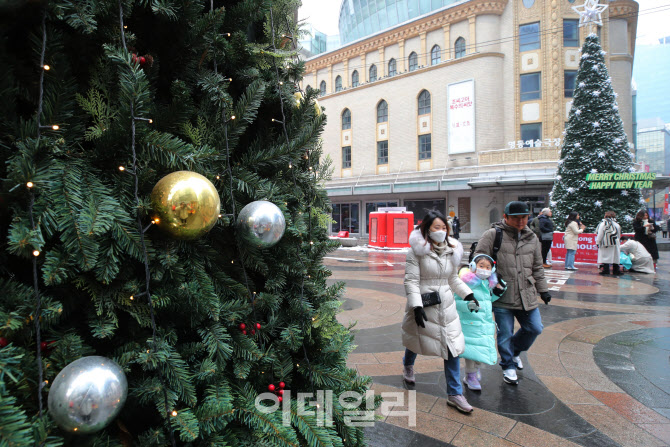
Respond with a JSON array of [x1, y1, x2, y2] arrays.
[[477, 14, 501, 53], [500, 3, 516, 144], [303, 0, 638, 178], [450, 19, 469, 47], [426, 28, 444, 61], [319, 53, 506, 178]]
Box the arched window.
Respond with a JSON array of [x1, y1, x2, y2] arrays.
[[369, 64, 377, 82], [388, 58, 397, 76], [319, 81, 326, 96], [351, 70, 359, 87], [341, 108, 351, 130], [408, 52, 418, 71], [418, 90, 431, 115], [335, 76, 342, 92], [431, 45, 441, 65], [377, 100, 388, 123], [455, 37, 466, 59]]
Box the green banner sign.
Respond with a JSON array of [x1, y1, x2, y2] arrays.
[[585, 172, 656, 190]]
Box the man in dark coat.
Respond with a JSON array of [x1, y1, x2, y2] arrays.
[[452, 216, 460, 239], [474, 201, 550, 386]]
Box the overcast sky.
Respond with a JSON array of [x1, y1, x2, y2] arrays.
[[298, 0, 670, 46]]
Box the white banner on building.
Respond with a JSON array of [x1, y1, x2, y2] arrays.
[[447, 80, 475, 154]]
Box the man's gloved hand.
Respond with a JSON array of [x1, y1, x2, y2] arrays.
[[463, 293, 480, 312], [540, 291, 551, 305], [414, 307, 428, 328], [492, 287, 505, 297], [492, 277, 507, 297]]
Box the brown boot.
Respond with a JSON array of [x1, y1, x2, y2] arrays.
[[542, 263, 552, 269]]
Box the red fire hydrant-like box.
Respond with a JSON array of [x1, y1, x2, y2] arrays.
[[368, 211, 413, 248]]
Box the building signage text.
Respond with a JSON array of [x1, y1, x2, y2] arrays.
[[447, 80, 475, 154], [585, 172, 656, 189]]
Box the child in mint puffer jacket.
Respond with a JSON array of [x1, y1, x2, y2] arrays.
[[454, 254, 506, 391]]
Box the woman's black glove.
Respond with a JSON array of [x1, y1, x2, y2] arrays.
[[463, 293, 480, 312], [414, 307, 428, 328], [540, 291, 551, 305]]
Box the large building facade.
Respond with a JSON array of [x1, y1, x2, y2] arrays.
[[302, 0, 638, 239], [637, 118, 670, 176]]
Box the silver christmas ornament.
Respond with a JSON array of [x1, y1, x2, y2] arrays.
[[48, 356, 127, 434], [236, 201, 286, 248]]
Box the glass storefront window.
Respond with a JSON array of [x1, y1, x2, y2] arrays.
[[332, 203, 360, 234], [404, 199, 446, 226]]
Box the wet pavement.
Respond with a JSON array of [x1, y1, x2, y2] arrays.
[[326, 247, 670, 447]]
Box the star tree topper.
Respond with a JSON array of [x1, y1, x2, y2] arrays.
[[572, 0, 608, 28]]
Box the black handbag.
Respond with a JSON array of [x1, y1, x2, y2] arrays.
[[420, 257, 447, 307], [421, 291, 441, 307]]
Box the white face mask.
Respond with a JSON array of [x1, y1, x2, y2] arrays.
[[476, 268, 492, 279], [429, 230, 447, 243]]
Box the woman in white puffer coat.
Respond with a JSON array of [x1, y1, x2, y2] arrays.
[[401, 211, 478, 414]]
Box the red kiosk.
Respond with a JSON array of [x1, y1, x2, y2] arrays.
[[368, 209, 413, 248]]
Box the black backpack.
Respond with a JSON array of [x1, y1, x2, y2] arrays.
[[468, 227, 504, 264]]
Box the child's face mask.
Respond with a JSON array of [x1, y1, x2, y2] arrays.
[[476, 268, 492, 279]]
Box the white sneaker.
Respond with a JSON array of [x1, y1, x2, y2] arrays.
[[513, 356, 524, 370], [503, 369, 518, 385]]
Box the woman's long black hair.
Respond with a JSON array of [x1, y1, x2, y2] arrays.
[[636, 209, 653, 222], [418, 210, 454, 248], [565, 211, 579, 228]]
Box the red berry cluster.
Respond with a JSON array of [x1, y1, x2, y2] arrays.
[[130, 52, 153, 68], [268, 381, 286, 402], [0, 337, 8, 348], [238, 322, 262, 336]]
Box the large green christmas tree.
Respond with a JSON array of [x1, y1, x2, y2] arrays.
[[551, 33, 642, 232], [0, 1, 375, 445]]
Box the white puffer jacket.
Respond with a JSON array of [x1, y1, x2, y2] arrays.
[[401, 230, 473, 359]]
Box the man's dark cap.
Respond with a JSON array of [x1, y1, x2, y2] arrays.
[[504, 201, 530, 216]]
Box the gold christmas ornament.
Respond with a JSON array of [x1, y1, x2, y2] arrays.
[[150, 171, 221, 240], [293, 92, 303, 108], [313, 98, 322, 116]]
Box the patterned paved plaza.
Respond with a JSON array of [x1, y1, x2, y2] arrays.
[[326, 248, 670, 447]]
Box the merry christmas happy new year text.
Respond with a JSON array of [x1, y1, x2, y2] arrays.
[[585, 172, 656, 189]]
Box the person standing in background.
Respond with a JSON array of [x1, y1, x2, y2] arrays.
[[452, 216, 461, 240], [537, 209, 555, 269], [564, 211, 586, 270], [596, 211, 622, 276], [633, 210, 659, 269]]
